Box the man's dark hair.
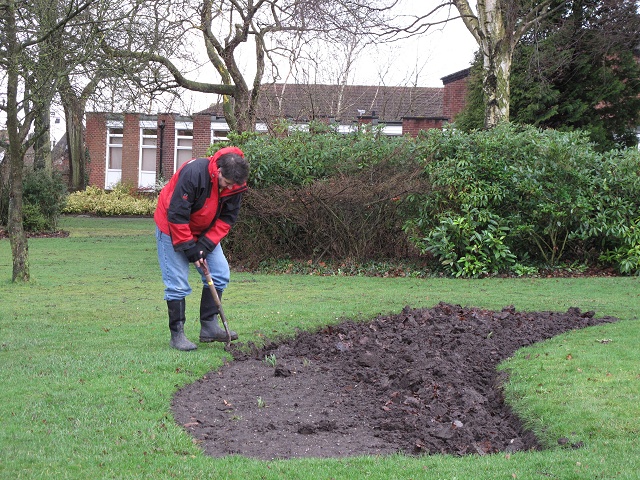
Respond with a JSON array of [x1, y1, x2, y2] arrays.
[[218, 153, 249, 184]]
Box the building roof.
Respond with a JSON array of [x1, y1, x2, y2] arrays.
[[441, 68, 472, 84], [200, 83, 445, 124]]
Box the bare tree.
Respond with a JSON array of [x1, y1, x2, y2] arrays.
[[36, 0, 187, 192], [267, 19, 380, 124], [0, 0, 95, 281], [59, 74, 100, 191], [56, 0, 172, 191], [30, 0, 78, 174], [102, 0, 397, 133]]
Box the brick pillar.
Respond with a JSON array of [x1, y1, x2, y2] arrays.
[[442, 69, 471, 121], [86, 112, 107, 188], [401, 117, 446, 137], [193, 114, 211, 158]]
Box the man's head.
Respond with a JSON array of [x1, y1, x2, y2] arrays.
[[217, 153, 249, 186]]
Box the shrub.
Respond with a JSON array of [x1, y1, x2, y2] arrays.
[[63, 183, 156, 216], [226, 161, 427, 265], [21, 202, 49, 232], [1, 169, 68, 232], [417, 206, 517, 277], [216, 124, 640, 276], [216, 124, 417, 189], [404, 124, 640, 275], [22, 169, 68, 230], [598, 217, 640, 275], [572, 148, 640, 273], [216, 127, 427, 265]]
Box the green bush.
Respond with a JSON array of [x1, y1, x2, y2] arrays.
[[215, 123, 417, 189], [403, 124, 640, 276], [63, 183, 156, 216], [21, 202, 49, 232], [1, 169, 68, 232], [417, 206, 517, 277], [0, 169, 69, 232], [24, 169, 67, 221], [598, 216, 640, 275], [213, 124, 640, 275], [215, 127, 426, 265], [573, 147, 640, 272]]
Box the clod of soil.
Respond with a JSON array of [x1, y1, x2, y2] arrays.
[[172, 302, 617, 460]]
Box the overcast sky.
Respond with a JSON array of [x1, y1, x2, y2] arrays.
[[168, 1, 479, 114], [347, 0, 478, 87]]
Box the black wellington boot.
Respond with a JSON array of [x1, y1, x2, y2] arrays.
[[199, 287, 238, 342], [167, 299, 197, 351]]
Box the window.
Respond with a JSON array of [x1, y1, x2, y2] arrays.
[[107, 127, 123, 170], [138, 125, 157, 189], [105, 124, 123, 189], [140, 128, 157, 171], [211, 128, 229, 144], [175, 128, 193, 169]]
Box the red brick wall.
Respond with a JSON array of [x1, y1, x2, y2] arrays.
[[193, 114, 211, 158], [402, 118, 444, 137], [86, 113, 214, 187], [356, 115, 376, 127], [86, 112, 107, 188], [121, 113, 140, 186], [443, 75, 469, 120]]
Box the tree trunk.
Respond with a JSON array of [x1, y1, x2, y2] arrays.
[[454, 0, 560, 128], [58, 76, 89, 192], [481, 39, 512, 128], [476, 0, 512, 127], [480, 1, 511, 127], [63, 99, 87, 191], [5, 0, 30, 282], [453, 0, 525, 128], [33, 102, 52, 172], [8, 158, 29, 282], [232, 82, 258, 134]]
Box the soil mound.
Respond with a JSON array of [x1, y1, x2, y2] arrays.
[[172, 302, 616, 460]]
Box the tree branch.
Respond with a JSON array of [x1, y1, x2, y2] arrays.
[[102, 42, 235, 95]]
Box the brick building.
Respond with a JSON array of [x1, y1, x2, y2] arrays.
[[85, 69, 469, 190]]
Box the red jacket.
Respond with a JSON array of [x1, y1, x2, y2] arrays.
[[154, 146, 247, 252]]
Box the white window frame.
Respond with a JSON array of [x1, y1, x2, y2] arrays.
[[139, 121, 157, 190], [174, 121, 193, 171], [210, 120, 230, 144], [105, 121, 123, 189]]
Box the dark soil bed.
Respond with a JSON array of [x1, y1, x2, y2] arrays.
[[173, 302, 616, 460], [0, 229, 69, 239]]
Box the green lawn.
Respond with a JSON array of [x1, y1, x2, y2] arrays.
[[0, 216, 638, 479]]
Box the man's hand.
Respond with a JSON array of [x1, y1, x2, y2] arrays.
[[184, 244, 204, 264]]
